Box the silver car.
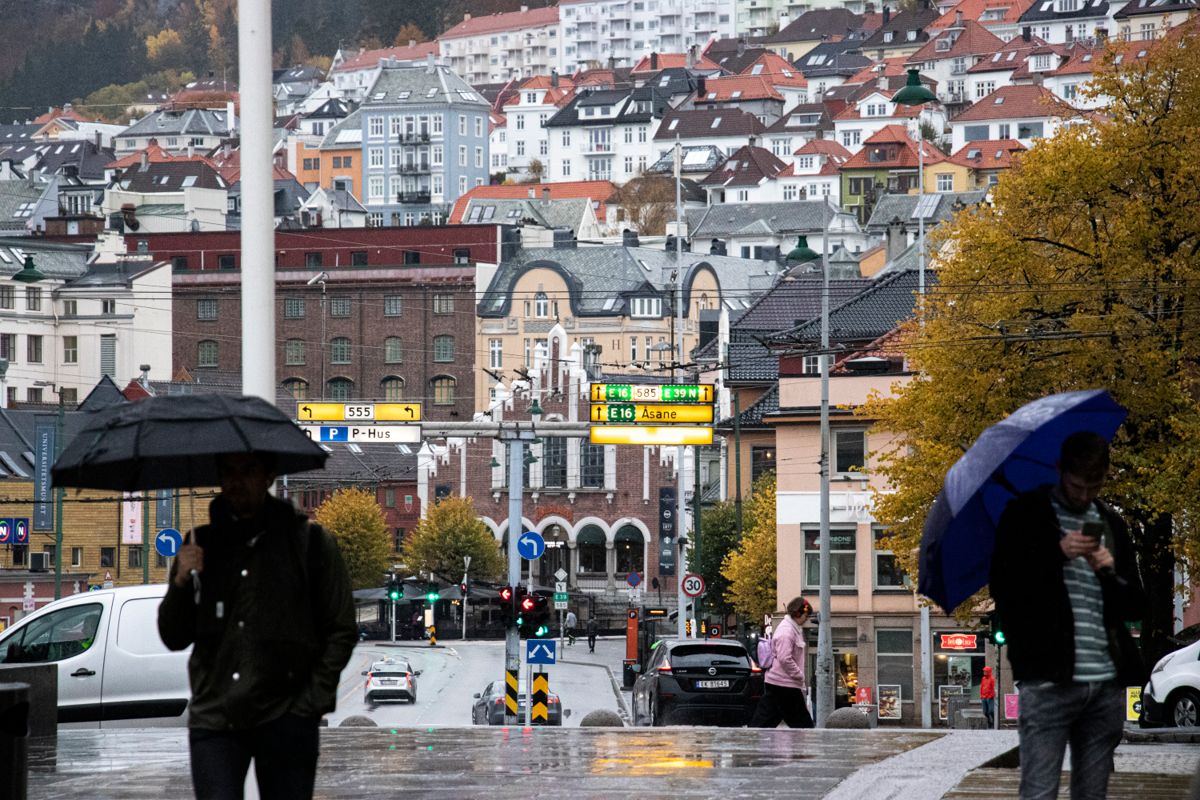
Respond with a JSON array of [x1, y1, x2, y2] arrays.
[[362, 658, 420, 704]]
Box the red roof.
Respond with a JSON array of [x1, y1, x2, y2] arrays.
[[696, 76, 785, 103], [967, 36, 1053, 73], [33, 105, 93, 125], [519, 74, 577, 91], [953, 85, 1070, 121], [840, 125, 946, 170], [794, 139, 852, 158], [845, 56, 914, 85], [736, 52, 808, 87], [928, 0, 1036, 29], [947, 138, 1026, 169], [441, 6, 559, 39], [630, 53, 725, 74], [833, 89, 924, 120], [905, 19, 1005, 64], [106, 141, 212, 169], [332, 42, 438, 73], [448, 181, 617, 224]]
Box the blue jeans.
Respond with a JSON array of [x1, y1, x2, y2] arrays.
[[189, 713, 320, 800], [981, 697, 995, 727], [1017, 680, 1124, 800]]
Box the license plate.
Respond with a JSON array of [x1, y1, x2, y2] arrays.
[[380, 679, 398, 685], [695, 679, 729, 689]]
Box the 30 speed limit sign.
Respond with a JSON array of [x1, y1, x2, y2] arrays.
[[681, 573, 705, 598]]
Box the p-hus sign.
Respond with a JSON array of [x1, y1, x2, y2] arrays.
[[939, 633, 978, 650]]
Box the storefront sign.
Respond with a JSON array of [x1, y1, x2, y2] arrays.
[[1004, 693, 1019, 720], [877, 685, 901, 720], [1126, 686, 1142, 722], [121, 492, 143, 545], [658, 487, 676, 576], [939, 633, 978, 650], [33, 422, 55, 531]]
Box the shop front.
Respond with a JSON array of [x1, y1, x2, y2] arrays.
[[933, 630, 986, 724]]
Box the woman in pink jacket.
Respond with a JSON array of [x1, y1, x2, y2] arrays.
[[751, 596, 815, 728]]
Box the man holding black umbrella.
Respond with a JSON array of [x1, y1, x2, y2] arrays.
[[990, 432, 1146, 800], [158, 452, 356, 800]]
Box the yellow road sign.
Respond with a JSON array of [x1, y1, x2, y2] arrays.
[[295, 402, 422, 422], [590, 384, 715, 404], [589, 425, 714, 446], [590, 404, 714, 424]]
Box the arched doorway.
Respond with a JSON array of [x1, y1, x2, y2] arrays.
[[614, 524, 645, 576]]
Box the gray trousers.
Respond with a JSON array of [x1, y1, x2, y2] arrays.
[[1017, 680, 1124, 800]]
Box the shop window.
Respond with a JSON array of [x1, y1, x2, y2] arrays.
[[934, 629, 986, 709], [576, 525, 606, 572], [876, 629, 915, 700], [614, 525, 643, 573]]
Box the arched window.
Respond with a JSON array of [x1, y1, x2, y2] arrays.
[[431, 376, 456, 405], [330, 337, 351, 364], [384, 337, 403, 364], [577, 525, 606, 573], [535, 291, 549, 318], [285, 338, 305, 365], [381, 376, 404, 400], [614, 524, 644, 574], [433, 335, 454, 363], [197, 340, 218, 368], [327, 377, 353, 400], [283, 378, 308, 400]]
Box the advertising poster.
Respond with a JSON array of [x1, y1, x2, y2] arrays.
[[938, 684, 963, 721], [122, 492, 143, 545], [1004, 693, 1020, 720], [658, 487, 676, 576], [1126, 687, 1142, 722], [877, 685, 901, 720]]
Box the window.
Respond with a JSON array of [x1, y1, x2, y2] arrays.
[[218, 254, 236, 270], [26, 387, 41, 403], [475, 147, 483, 168], [615, 525, 643, 574], [382, 377, 404, 400], [458, 146, 467, 167], [330, 337, 351, 364], [197, 339, 218, 367], [1017, 122, 1044, 139], [432, 376, 456, 405], [384, 296, 402, 316], [25, 287, 41, 311], [875, 529, 906, 589], [534, 291, 549, 318], [369, 116, 384, 138], [833, 429, 866, 475], [433, 335, 455, 362], [459, 116, 467, 136], [71, 547, 82, 567], [975, 81, 995, 99], [384, 337, 403, 363], [368, 176, 384, 200], [489, 338, 503, 369], [283, 378, 308, 399], [24, 334, 42, 364], [432, 293, 454, 314], [841, 129, 861, 147], [0, 334, 12, 363], [580, 442, 605, 488], [285, 339, 305, 365], [368, 147, 383, 169], [330, 296, 351, 317], [0, 601, 104, 663], [101, 299, 116, 315], [876, 629, 914, 699], [542, 438, 567, 488], [99, 547, 115, 568], [804, 528, 856, 587], [432, 145, 443, 166], [802, 354, 822, 375], [963, 124, 989, 141], [936, 173, 953, 192], [750, 447, 776, 481], [304, 252, 322, 268], [128, 545, 143, 568], [0, 286, 12, 309], [327, 378, 353, 400], [284, 297, 305, 319], [628, 296, 662, 318], [63, 336, 78, 364], [197, 299, 217, 320]]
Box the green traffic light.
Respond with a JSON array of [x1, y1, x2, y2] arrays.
[[426, 592, 438, 603], [535, 625, 549, 637], [993, 630, 1006, 645]]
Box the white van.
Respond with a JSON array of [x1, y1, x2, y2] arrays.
[[0, 584, 190, 727]]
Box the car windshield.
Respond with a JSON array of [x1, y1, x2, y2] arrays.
[[668, 644, 751, 668]]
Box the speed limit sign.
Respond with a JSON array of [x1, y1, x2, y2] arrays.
[[681, 573, 705, 598]]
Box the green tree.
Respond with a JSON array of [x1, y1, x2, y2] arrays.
[[402, 496, 506, 582], [721, 471, 777, 622], [313, 487, 392, 591], [691, 499, 740, 619], [861, 30, 1200, 662]]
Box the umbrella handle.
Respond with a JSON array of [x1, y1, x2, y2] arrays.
[[190, 569, 201, 606]]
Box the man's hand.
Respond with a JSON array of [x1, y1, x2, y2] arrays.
[[1084, 545, 1115, 573], [173, 543, 203, 587], [1059, 530, 1100, 560]]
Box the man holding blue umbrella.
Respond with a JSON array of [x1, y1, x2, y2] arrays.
[[990, 431, 1146, 800]]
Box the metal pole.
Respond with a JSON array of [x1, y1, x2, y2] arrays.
[[505, 436, 524, 724], [815, 199, 834, 727], [238, 0, 276, 402], [53, 398, 63, 600], [693, 443, 702, 620], [391, 598, 396, 643], [674, 137, 690, 640], [920, 605, 932, 728], [733, 392, 742, 537], [142, 492, 149, 585], [917, 129, 925, 298], [995, 644, 1002, 730]]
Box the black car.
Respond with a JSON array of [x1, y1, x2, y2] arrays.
[[471, 680, 564, 726], [631, 639, 764, 726]]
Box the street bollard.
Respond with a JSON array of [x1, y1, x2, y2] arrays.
[[429, 625, 437, 646], [0, 682, 30, 800]]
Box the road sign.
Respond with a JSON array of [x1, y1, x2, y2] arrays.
[[554, 581, 567, 594], [103, 571, 113, 589], [590, 404, 714, 424], [590, 425, 714, 446], [626, 570, 642, 588], [155, 528, 183, 558], [517, 531, 546, 561], [681, 573, 705, 598], [590, 384, 715, 404], [554, 600, 568, 611], [554, 568, 568, 582], [553, 592, 568, 602], [299, 424, 422, 444], [295, 402, 422, 422], [22, 597, 34, 612], [526, 640, 557, 665]]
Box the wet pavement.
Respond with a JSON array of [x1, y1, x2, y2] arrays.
[[28, 725, 1197, 800]]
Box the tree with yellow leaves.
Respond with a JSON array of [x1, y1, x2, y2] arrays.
[[313, 488, 392, 591], [402, 497, 506, 582], [862, 27, 1200, 662], [721, 471, 778, 622]]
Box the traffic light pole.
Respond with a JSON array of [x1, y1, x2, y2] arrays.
[[504, 431, 527, 726]]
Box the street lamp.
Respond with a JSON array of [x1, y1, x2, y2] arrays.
[[11, 255, 46, 284], [892, 68, 938, 299]]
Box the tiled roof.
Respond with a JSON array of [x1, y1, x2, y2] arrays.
[[794, 139, 852, 158], [905, 19, 1006, 63], [794, 41, 874, 78], [832, 89, 925, 120], [1018, 0, 1109, 22], [967, 35, 1052, 73], [840, 125, 946, 170], [0, 140, 114, 181], [860, 6, 942, 49], [776, 269, 931, 346], [709, 47, 771, 75], [694, 76, 785, 103], [928, 0, 1036, 29], [864, 189, 989, 233], [762, 104, 832, 136], [735, 275, 873, 332], [734, 52, 808, 87], [654, 108, 766, 140], [107, 141, 209, 169], [700, 145, 787, 187], [846, 56, 921, 85], [332, 43, 439, 73], [629, 53, 725, 74], [365, 65, 490, 107], [440, 6, 559, 39], [32, 106, 93, 125], [952, 84, 1069, 121], [458, 196, 591, 232], [718, 382, 779, 428], [118, 108, 236, 139], [947, 138, 1026, 168], [448, 181, 617, 224], [118, 160, 227, 192], [765, 8, 867, 42], [544, 86, 669, 127], [0, 124, 36, 144], [1113, 0, 1197, 17], [647, 146, 726, 175], [519, 75, 577, 91], [688, 199, 854, 238]]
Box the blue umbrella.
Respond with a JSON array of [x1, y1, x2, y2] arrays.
[[919, 389, 1127, 614]]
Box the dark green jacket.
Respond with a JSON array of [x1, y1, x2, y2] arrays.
[[158, 494, 356, 730]]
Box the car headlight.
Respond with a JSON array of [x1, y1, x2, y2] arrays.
[[1151, 653, 1175, 674]]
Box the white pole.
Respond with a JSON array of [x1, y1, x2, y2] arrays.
[[921, 605, 932, 728], [238, 0, 276, 402], [505, 436, 523, 724], [674, 137, 689, 641], [815, 199, 834, 727]]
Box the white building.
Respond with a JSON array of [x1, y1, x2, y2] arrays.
[[831, 86, 946, 154], [504, 75, 577, 179], [438, 6, 562, 86], [328, 42, 440, 102], [949, 84, 1068, 150], [544, 87, 669, 183], [559, 0, 736, 72]]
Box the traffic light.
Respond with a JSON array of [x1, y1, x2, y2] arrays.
[[498, 586, 514, 624], [984, 611, 1006, 646], [459, 581, 469, 597], [516, 587, 536, 637], [530, 593, 551, 638], [387, 576, 401, 603], [426, 584, 439, 603]]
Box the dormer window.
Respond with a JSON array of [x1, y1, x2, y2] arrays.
[[936, 38, 952, 52], [907, 30, 918, 41], [884, 31, 895, 42], [1057, 0, 1078, 11], [629, 296, 662, 318]]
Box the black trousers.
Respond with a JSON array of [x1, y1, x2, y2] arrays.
[[750, 683, 815, 728], [189, 713, 320, 800]]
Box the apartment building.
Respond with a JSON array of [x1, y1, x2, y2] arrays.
[[438, 6, 562, 86], [559, 0, 736, 71], [543, 87, 670, 183]]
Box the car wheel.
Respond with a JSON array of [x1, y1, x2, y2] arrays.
[[650, 697, 662, 728], [1172, 689, 1200, 727]]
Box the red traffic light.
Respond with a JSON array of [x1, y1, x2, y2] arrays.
[[520, 595, 536, 612], [498, 586, 513, 602]]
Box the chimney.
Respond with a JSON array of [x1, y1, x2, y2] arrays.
[[0, 160, 13, 180], [709, 238, 727, 256], [737, 39, 746, 56], [542, 187, 551, 205], [954, 10, 963, 26], [622, 228, 640, 247], [696, 76, 706, 95], [426, 53, 436, 73], [409, 39, 417, 48], [878, 74, 888, 89], [883, 6, 891, 24], [551, 69, 559, 88], [886, 216, 907, 261], [140, 149, 148, 170], [464, 13, 471, 21], [651, 52, 659, 71], [94, 131, 101, 149], [528, 187, 536, 199], [226, 100, 236, 134], [687, 44, 697, 68], [520, 4, 528, 11], [1022, 26, 1031, 42]]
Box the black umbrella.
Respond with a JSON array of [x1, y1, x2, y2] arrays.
[[52, 393, 328, 491]]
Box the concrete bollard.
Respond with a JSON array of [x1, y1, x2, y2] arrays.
[[579, 710, 624, 727], [338, 715, 378, 728], [825, 706, 874, 729]]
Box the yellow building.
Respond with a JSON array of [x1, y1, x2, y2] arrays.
[[924, 139, 1026, 193]]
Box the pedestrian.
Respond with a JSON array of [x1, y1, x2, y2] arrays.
[[565, 609, 578, 645], [158, 452, 356, 800], [586, 616, 599, 653], [990, 431, 1146, 800], [980, 666, 996, 728], [750, 596, 814, 729]]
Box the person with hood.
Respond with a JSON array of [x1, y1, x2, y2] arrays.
[[980, 666, 996, 728], [750, 596, 814, 728]]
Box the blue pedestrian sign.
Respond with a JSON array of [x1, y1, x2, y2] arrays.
[[155, 528, 183, 558], [526, 640, 557, 665], [517, 531, 546, 561]]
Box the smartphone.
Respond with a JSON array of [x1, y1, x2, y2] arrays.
[[1081, 520, 1107, 540]]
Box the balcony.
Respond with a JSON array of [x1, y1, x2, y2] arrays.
[[582, 140, 613, 154], [396, 132, 431, 144], [397, 161, 432, 175], [397, 191, 432, 204]]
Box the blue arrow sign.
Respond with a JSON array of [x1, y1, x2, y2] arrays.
[[526, 640, 557, 665], [517, 531, 546, 561], [321, 427, 349, 442], [155, 528, 183, 558]]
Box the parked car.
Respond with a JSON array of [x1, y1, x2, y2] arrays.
[[362, 658, 419, 704], [1142, 639, 1200, 727], [631, 639, 764, 726], [471, 680, 563, 725], [0, 584, 190, 726]]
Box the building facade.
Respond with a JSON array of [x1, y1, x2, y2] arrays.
[[559, 0, 736, 71], [438, 6, 562, 85]]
